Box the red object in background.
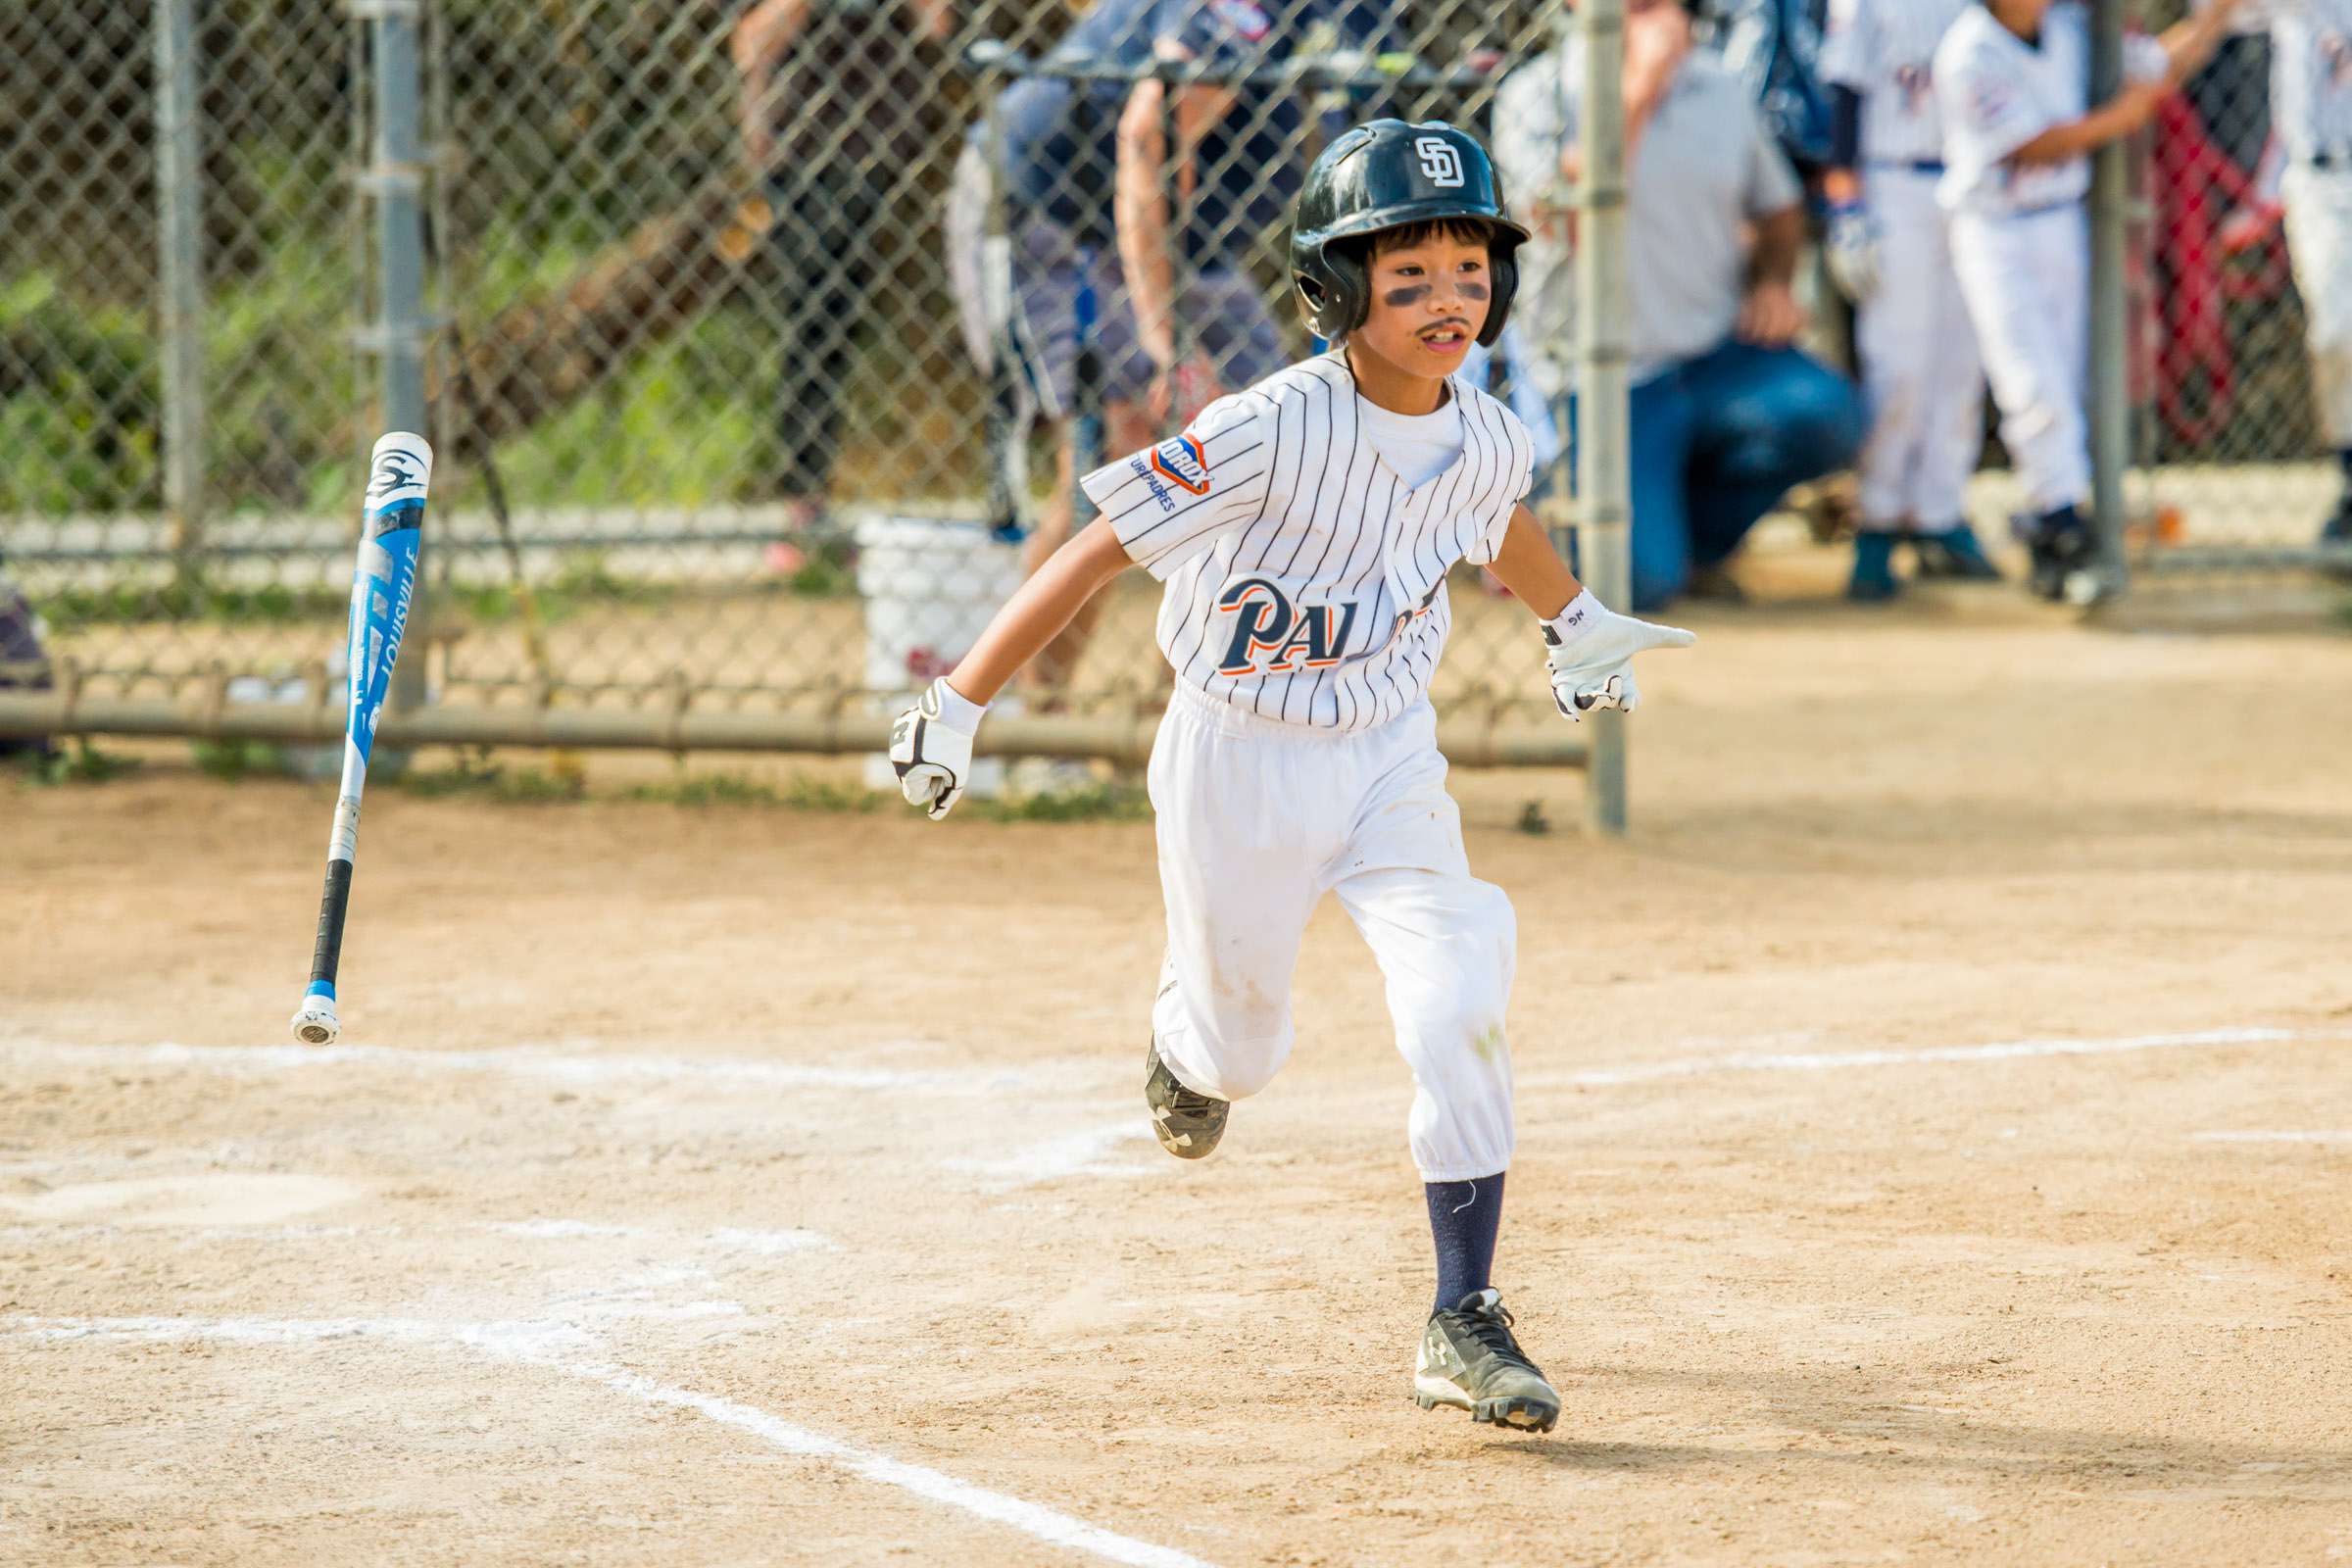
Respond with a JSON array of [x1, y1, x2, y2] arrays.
[[2147, 94, 2294, 449]]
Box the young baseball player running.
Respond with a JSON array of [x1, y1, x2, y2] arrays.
[[1819, 0, 2002, 601], [1934, 0, 2242, 601], [891, 120, 1693, 1434]]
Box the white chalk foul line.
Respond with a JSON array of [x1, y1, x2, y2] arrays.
[[1519, 1026, 2340, 1090], [947, 1119, 1158, 1191], [8, 1313, 1217, 1568], [561, 1360, 1214, 1568]]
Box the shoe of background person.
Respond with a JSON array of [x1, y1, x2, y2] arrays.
[[1413, 1289, 1560, 1434], [1845, 532, 1900, 603], [1683, 563, 1748, 604], [1145, 1039, 1227, 1160], [2015, 511, 2099, 603], [1909, 522, 2004, 582]]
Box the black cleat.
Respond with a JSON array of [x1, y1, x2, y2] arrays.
[[2015, 511, 2102, 604], [1910, 523, 2004, 582], [1414, 1289, 1560, 1434], [1144, 1040, 1227, 1159]]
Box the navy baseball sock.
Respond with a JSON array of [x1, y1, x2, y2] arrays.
[[1426, 1173, 1504, 1314], [2038, 502, 2084, 535], [2336, 447, 2352, 485]]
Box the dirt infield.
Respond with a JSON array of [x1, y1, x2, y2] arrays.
[[6, 584, 2352, 1566]]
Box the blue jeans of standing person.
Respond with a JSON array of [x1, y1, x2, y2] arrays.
[[1629, 341, 1862, 609], [1541, 340, 1864, 611]]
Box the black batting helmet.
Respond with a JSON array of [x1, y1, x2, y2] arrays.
[[1290, 120, 1530, 348]]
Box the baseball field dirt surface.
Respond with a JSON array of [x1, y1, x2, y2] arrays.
[[6, 590, 2350, 1566]]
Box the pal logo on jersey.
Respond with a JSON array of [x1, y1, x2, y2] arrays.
[[1214, 576, 1362, 676]]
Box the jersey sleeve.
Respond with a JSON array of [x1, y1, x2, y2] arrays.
[[1082, 391, 1274, 581], [1815, 0, 1876, 90], [1936, 38, 2046, 167]]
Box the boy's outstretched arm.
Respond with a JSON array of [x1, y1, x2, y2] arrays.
[[888, 518, 1134, 818], [1486, 504, 1695, 721]]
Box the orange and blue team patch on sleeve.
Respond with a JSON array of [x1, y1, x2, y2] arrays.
[[1149, 434, 1211, 497]]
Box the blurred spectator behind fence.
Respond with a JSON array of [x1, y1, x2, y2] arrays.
[[1933, 0, 2241, 600], [949, 0, 1395, 696], [1494, 0, 1864, 611], [2239, 0, 2352, 550], [732, 0, 953, 559], [1815, 0, 2004, 603]]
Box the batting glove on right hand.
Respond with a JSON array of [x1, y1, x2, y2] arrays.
[[1824, 201, 1883, 304], [889, 677, 986, 821], [1542, 591, 1695, 720]]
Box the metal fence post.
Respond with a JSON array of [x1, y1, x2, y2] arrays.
[[155, 0, 205, 578], [360, 0, 431, 710], [1574, 0, 1631, 834], [2087, 0, 2132, 600]]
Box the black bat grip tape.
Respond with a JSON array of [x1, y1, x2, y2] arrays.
[[310, 858, 354, 987]]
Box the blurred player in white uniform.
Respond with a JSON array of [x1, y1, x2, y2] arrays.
[[2239, 0, 2352, 548], [1819, 0, 2000, 600], [1934, 0, 2243, 601], [890, 122, 1695, 1435]]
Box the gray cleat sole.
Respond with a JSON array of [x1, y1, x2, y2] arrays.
[[1413, 1375, 1559, 1434], [1144, 1041, 1228, 1159]]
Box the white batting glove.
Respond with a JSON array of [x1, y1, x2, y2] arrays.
[[1824, 201, 1883, 304], [1542, 590, 1695, 720], [889, 677, 986, 821]]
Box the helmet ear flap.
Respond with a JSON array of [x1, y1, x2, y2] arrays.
[[1292, 241, 1370, 342], [1475, 241, 1519, 348], [1320, 243, 1368, 339]]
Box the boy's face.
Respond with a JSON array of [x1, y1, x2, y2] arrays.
[[1352, 230, 1493, 383]]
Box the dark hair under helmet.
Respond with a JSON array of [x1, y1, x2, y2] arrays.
[[1290, 119, 1530, 348]]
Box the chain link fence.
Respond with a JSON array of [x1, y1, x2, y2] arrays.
[[4, 0, 1609, 783], [2122, 0, 2352, 586]]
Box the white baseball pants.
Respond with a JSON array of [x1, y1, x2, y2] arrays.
[[1855, 168, 1985, 531], [1950, 205, 2091, 513], [1148, 685, 1517, 1183], [2281, 163, 2352, 446]]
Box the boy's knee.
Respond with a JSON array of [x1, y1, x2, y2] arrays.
[[1400, 888, 1516, 1051], [1775, 362, 1867, 475]]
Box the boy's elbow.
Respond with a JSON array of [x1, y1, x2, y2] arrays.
[[1068, 516, 1138, 585]]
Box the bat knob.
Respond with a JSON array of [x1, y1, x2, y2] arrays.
[[290, 999, 341, 1047]]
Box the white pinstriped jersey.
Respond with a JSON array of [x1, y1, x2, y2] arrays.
[[1082, 353, 1535, 732], [1817, 0, 1970, 165], [2237, 0, 2352, 165], [1934, 2, 2168, 216]]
